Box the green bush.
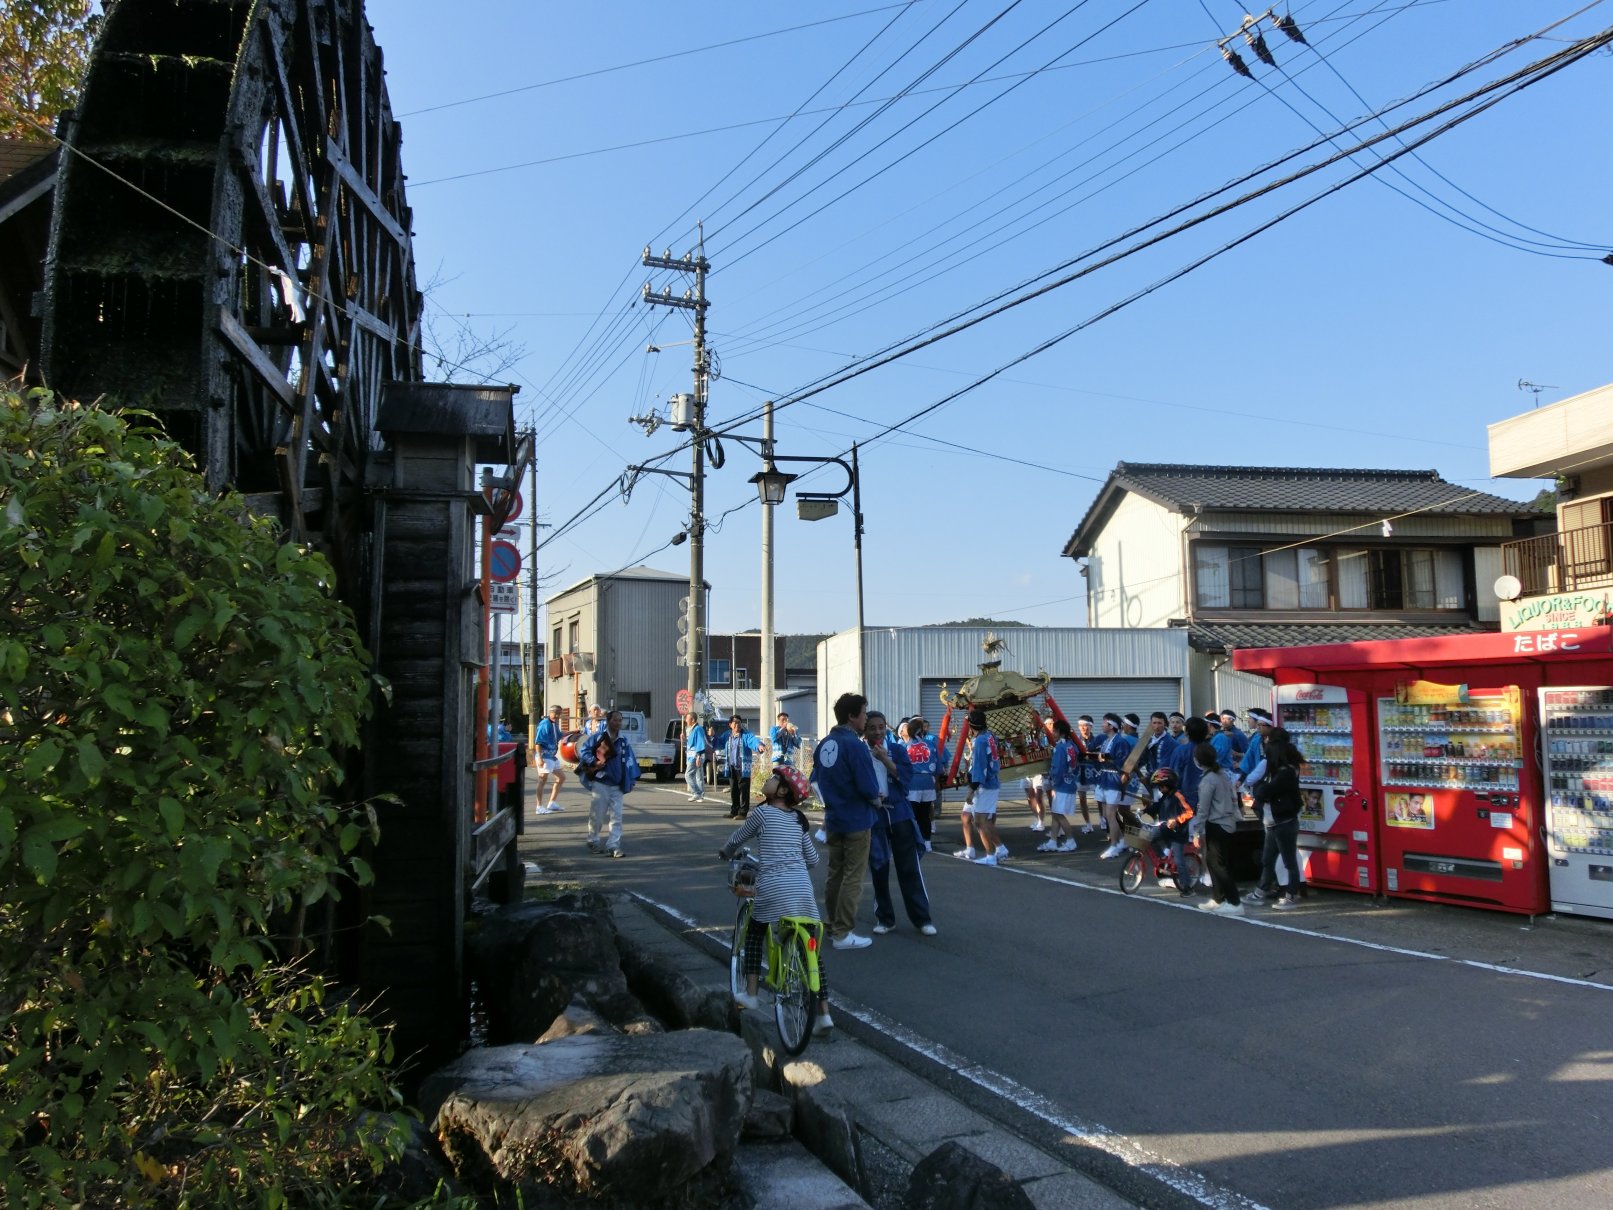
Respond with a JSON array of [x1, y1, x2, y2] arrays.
[[0, 387, 418, 1205]]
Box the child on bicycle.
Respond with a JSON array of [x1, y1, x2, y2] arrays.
[[718, 765, 833, 1033], [1144, 767, 1196, 894]]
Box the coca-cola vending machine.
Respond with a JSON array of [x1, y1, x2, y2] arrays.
[[1273, 684, 1377, 894]]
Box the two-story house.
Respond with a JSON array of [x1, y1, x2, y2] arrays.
[[1062, 463, 1544, 714], [1490, 381, 1613, 628]]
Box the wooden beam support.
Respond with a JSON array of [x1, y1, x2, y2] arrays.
[[216, 307, 297, 417]]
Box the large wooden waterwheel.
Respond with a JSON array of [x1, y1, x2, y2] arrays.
[[41, 0, 503, 1082], [42, 0, 421, 608]]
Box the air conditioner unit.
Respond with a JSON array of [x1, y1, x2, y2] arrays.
[[571, 651, 596, 673]]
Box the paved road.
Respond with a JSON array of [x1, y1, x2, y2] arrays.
[[518, 777, 1613, 1210]]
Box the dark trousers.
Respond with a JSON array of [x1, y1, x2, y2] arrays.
[[729, 772, 749, 817], [1204, 822, 1241, 905], [912, 799, 934, 840], [1259, 818, 1304, 897], [871, 813, 932, 927]]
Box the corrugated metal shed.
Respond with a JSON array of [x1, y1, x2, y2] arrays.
[[818, 626, 1189, 726]]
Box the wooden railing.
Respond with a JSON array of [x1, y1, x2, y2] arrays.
[[1502, 521, 1613, 596]]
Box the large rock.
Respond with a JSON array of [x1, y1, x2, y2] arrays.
[[617, 933, 734, 1032], [421, 1029, 754, 1202], [537, 997, 617, 1043], [907, 1140, 1035, 1210], [467, 892, 647, 1041]]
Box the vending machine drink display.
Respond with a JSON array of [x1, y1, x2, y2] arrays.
[[1273, 684, 1375, 892], [1539, 687, 1613, 920], [1376, 686, 1543, 914]]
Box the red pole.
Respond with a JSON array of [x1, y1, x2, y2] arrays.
[[473, 470, 493, 823]]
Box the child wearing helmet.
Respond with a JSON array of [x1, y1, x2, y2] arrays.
[[718, 765, 833, 1032], [1147, 766, 1196, 893]]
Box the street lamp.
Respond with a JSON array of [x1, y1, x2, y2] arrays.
[[749, 402, 866, 714]]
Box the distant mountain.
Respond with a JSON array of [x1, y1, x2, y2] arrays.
[[927, 618, 1030, 628]]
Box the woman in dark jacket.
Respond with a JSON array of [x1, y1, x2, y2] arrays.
[[1249, 729, 1305, 909]]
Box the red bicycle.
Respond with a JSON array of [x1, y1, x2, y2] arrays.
[[1118, 813, 1203, 894]]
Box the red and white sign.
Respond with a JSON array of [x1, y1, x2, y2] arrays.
[[488, 540, 521, 583], [489, 582, 517, 614], [676, 688, 694, 715], [494, 488, 524, 525]]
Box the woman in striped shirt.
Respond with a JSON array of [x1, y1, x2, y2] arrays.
[[720, 766, 833, 1033]]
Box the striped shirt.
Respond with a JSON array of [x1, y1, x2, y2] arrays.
[[723, 804, 822, 924]]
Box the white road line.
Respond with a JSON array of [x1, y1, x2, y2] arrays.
[[985, 859, 1613, 993], [831, 997, 1272, 1210]]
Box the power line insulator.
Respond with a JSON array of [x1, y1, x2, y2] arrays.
[[1274, 12, 1307, 45], [1221, 45, 1253, 78], [1246, 30, 1277, 67]]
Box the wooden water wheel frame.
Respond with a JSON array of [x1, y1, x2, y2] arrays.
[[43, 0, 421, 611]]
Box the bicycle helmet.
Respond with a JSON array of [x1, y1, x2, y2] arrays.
[[761, 764, 812, 806], [1149, 767, 1179, 796]]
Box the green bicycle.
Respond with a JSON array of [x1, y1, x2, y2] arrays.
[[724, 846, 822, 1056]]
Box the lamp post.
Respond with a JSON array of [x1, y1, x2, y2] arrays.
[[748, 421, 865, 697]]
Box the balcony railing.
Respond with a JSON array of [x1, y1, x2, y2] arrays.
[[1502, 521, 1613, 596]]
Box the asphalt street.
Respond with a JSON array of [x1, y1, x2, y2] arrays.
[[517, 775, 1613, 1210]]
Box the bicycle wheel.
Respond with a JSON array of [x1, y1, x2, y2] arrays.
[[729, 901, 751, 1000], [1119, 849, 1145, 894], [773, 930, 815, 1057], [1174, 850, 1204, 894]]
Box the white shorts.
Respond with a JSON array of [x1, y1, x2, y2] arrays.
[[965, 788, 1000, 816], [1050, 790, 1078, 817], [539, 755, 561, 775], [1021, 774, 1044, 792], [908, 788, 937, 803], [1099, 787, 1126, 806]]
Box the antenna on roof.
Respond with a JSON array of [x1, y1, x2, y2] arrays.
[[1518, 379, 1557, 409]]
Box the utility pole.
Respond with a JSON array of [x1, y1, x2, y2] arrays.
[[642, 229, 711, 703], [760, 399, 776, 742]]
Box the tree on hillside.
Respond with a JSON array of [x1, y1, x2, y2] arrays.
[[0, 1, 101, 142], [928, 617, 1030, 628]]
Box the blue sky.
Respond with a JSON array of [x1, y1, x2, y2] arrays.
[[378, 1, 1611, 636]]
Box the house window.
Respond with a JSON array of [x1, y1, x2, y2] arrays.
[[710, 658, 732, 686], [552, 626, 562, 654], [1195, 544, 1263, 609], [1337, 547, 1462, 609], [568, 619, 579, 651]]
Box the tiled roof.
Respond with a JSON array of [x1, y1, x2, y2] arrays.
[[0, 139, 55, 185], [1063, 462, 1541, 557], [1190, 619, 1493, 654]]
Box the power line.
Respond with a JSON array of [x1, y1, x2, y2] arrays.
[[396, 3, 927, 118]]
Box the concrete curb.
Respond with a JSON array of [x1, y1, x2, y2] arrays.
[[611, 895, 1138, 1210]]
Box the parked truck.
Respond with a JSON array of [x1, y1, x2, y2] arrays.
[[620, 711, 676, 780]]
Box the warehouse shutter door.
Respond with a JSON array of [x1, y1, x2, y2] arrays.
[[1045, 678, 1181, 721]]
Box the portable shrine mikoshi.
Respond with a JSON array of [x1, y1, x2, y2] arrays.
[[936, 635, 1072, 787]]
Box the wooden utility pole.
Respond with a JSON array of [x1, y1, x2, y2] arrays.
[[642, 229, 710, 702]]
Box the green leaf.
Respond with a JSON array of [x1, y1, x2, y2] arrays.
[[21, 835, 56, 881], [158, 797, 184, 840], [76, 738, 105, 783], [23, 813, 87, 844], [22, 739, 64, 780]]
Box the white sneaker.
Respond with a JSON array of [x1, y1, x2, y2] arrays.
[[534, 805, 554, 815], [1198, 900, 1222, 912], [953, 847, 976, 860], [1157, 875, 1173, 888], [1036, 839, 1058, 853], [1215, 902, 1246, 916], [1058, 838, 1078, 852], [734, 992, 760, 1010], [549, 803, 564, 812], [872, 923, 895, 935], [1029, 822, 1046, 832], [1081, 824, 1096, 834], [832, 932, 872, 950], [1199, 872, 1212, 888], [1099, 843, 1123, 859], [995, 844, 1009, 858], [972, 853, 999, 866], [922, 840, 933, 852], [920, 924, 938, 936], [815, 1012, 835, 1033]]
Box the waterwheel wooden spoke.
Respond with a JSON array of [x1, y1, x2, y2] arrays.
[[42, 0, 421, 605]]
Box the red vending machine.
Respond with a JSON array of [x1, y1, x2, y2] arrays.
[[1374, 683, 1541, 915], [1272, 683, 1378, 893]]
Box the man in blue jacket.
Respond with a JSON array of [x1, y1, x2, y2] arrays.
[[770, 712, 801, 769], [579, 709, 639, 858], [533, 704, 567, 815], [812, 692, 881, 950], [866, 711, 935, 937]]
